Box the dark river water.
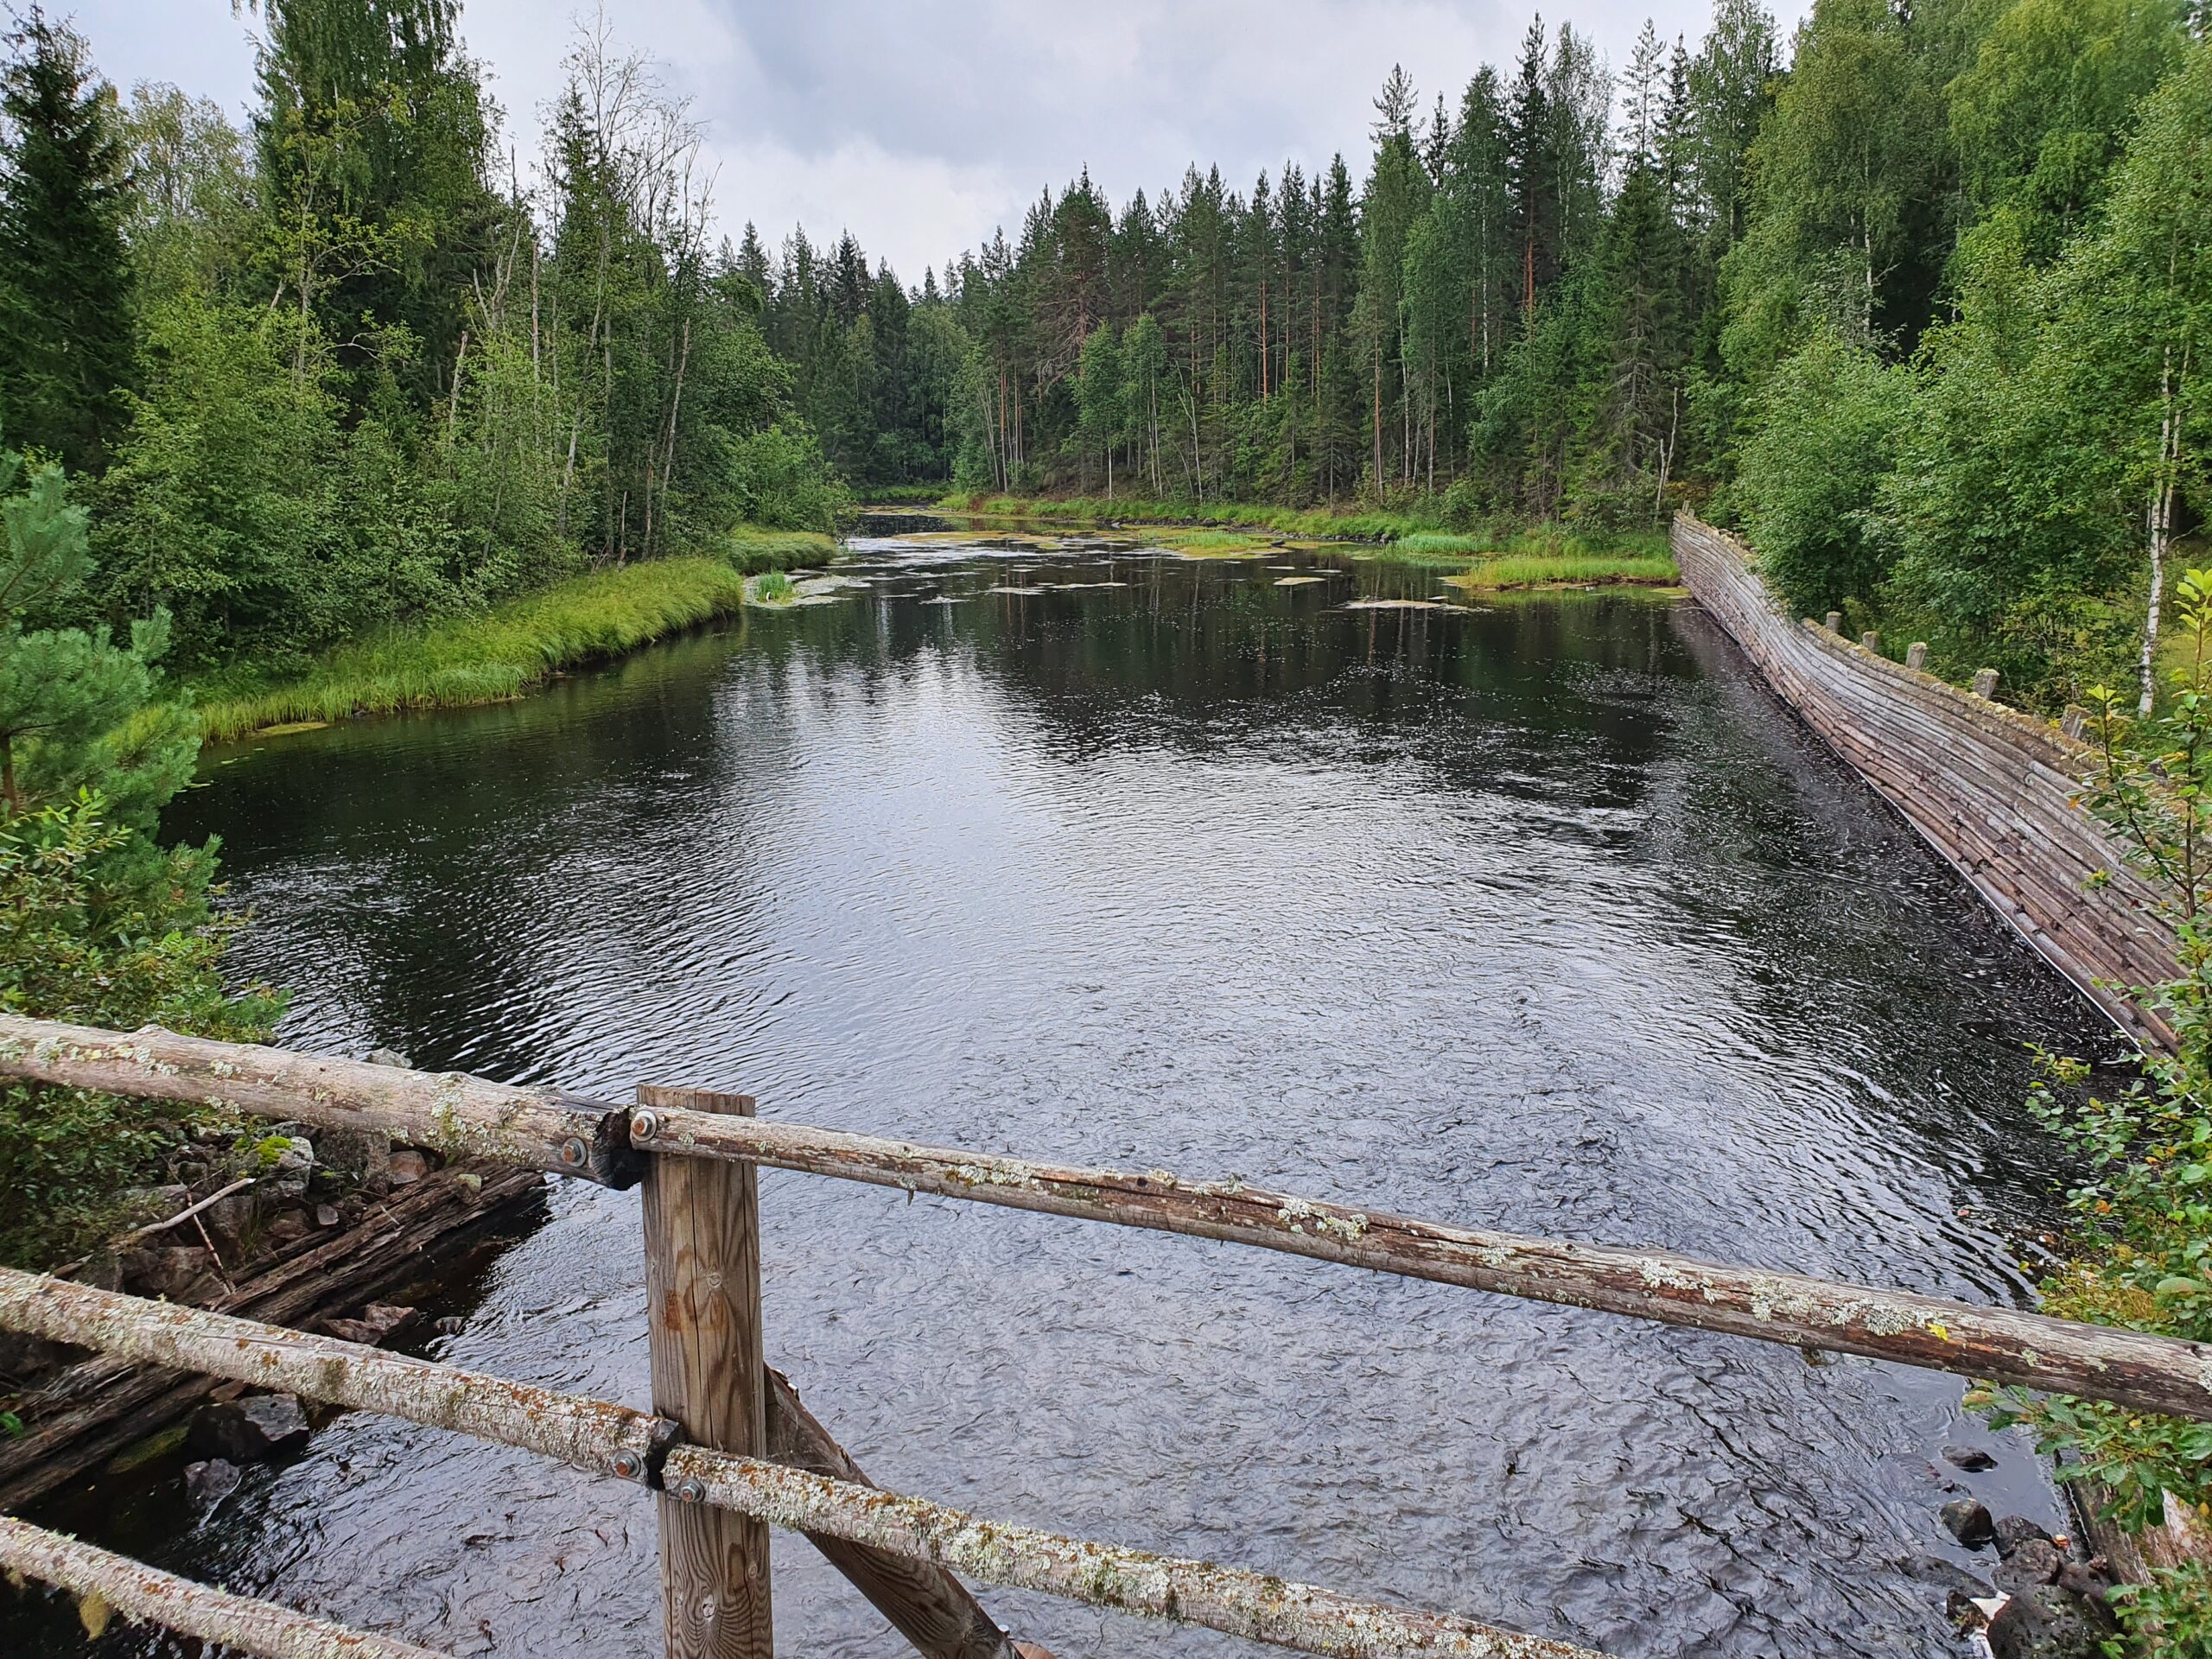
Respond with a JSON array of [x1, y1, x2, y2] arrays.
[[7, 522, 2125, 1657]]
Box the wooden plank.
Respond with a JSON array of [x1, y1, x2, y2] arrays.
[[767, 1367, 1034, 1659], [1672, 513, 2181, 1044], [626, 1106, 2212, 1422], [0, 1514, 453, 1659], [640, 1085, 772, 1659]]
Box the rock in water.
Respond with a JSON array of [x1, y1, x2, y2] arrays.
[[1942, 1498, 1997, 1548], [188, 1394, 309, 1462], [1994, 1538, 2063, 1595], [1993, 1515, 2056, 1557], [183, 1458, 241, 1511], [1986, 1584, 2112, 1659], [1942, 1444, 1998, 1472]]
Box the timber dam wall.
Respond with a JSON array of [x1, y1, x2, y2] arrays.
[[1672, 512, 2177, 1050]]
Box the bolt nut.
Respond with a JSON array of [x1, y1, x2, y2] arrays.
[[558, 1136, 590, 1168], [610, 1450, 645, 1481], [630, 1109, 661, 1142], [674, 1475, 707, 1505]]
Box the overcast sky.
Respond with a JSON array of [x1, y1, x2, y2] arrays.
[[70, 0, 1810, 283]]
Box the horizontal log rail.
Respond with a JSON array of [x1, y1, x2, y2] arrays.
[[0, 1513, 452, 1659], [0, 1267, 675, 1484], [0, 1013, 643, 1188], [0, 1274, 1606, 1659], [626, 1104, 2212, 1422], [3, 1013, 2210, 1422]]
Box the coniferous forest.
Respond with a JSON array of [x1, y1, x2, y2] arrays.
[[0, 0, 2204, 710], [764, 0, 2209, 714]]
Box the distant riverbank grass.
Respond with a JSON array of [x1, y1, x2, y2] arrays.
[[195, 527, 835, 741], [938, 492, 1675, 582]]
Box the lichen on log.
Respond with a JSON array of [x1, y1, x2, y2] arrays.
[[0, 1268, 675, 1483], [0, 1514, 451, 1658]]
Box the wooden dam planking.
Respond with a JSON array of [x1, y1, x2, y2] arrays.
[[1671, 512, 2177, 1048]]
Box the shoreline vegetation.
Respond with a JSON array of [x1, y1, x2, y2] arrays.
[[193, 528, 835, 743], [931, 492, 1679, 586]]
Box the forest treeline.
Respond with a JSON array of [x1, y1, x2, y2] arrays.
[[765, 0, 2209, 712], [0, 0, 845, 677]]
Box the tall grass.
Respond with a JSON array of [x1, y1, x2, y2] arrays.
[[724, 525, 838, 571], [196, 557, 759, 741], [1445, 551, 1680, 589], [935, 491, 1675, 571]]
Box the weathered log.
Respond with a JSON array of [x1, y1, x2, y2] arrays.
[[639, 1086, 772, 1659], [0, 1513, 452, 1658], [0, 1268, 676, 1484], [0, 1165, 543, 1512], [2, 1277, 1604, 1659], [660, 1444, 1605, 1659], [0, 1014, 643, 1187], [767, 1366, 1033, 1659], [626, 1107, 2212, 1421]]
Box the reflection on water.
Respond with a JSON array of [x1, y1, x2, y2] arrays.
[[9, 524, 2119, 1657]]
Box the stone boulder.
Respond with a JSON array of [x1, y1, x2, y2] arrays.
[[187, 1393, 309, 1463], [1986, 1584, 2112, 1659]]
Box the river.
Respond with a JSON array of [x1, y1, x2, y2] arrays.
[[5, 520, 2120, 1657]]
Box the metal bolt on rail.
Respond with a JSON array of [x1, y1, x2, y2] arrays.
[[611, 1451, 645, 1482], [559, 1136, 590, 1168], [631, 1109, 661, 1143]]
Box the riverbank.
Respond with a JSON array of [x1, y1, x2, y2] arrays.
[[933, 491, 1675, 582], [193, 529, 836, 743]]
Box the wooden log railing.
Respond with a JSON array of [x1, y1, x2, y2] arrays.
[[0, 1513, 450, 1659], [0, 1270, 1605, 1659], [3, 1008, 2206, 1657]]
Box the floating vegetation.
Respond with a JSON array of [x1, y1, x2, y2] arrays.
[[1274, 576, 1327, 588], [1341, 598, 1454, 611], [1442, 553, 1680, 591]]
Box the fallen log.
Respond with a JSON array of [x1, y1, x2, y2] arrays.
[[0, 1165, 543, 1512], [0, 1513, 452, 1659], [0, 1014, 642, 1188], [625, 1107, 2212, 1423]]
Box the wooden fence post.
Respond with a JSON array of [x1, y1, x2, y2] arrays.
[[641, 1085, 772, 1659]]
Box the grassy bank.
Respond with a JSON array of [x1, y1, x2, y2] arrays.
[[196, 528, 836, 742], [936, 491, 1675, 582]]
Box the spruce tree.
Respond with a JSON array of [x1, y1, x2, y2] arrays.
[[0, 10, 133, 475]]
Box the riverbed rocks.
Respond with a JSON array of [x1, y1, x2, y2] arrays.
[[1993, 1515, 2056, 1556], [187, 1393, 309, 1463], [388, 1147, 432, 1185], [1941, 1498, 1997, 1548], [119, 1244, 222, 1303], [320, 1303, 419, 1347], [183, 1457, 242, 1512], [1994, 1537, 2063, 1595], [1942, 1444, 1998, 1472], [1985, 1583, 2112, 1659]]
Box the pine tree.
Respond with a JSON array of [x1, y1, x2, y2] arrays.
[[0, 10, 133, 475]]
